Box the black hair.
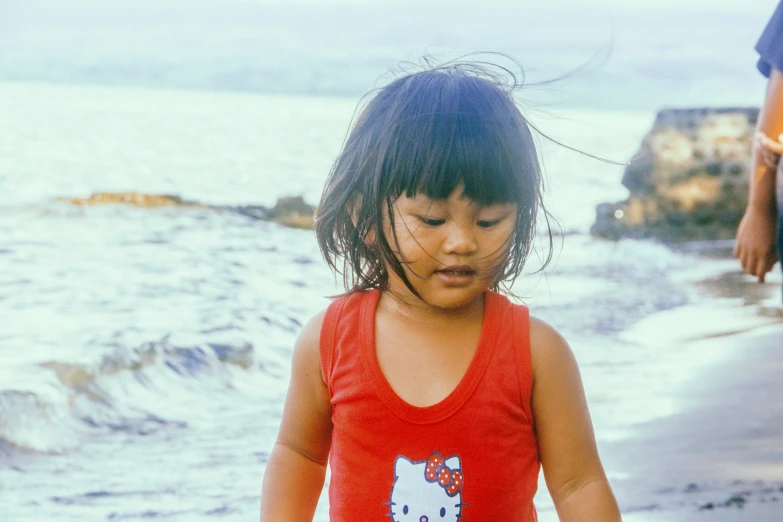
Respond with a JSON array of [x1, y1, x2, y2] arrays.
[[315, 57, 554, 297]]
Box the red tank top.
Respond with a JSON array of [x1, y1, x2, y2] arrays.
[[320, 289, 540, 522]]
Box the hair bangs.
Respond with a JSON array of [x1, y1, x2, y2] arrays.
[[381, 74, 530, 208]]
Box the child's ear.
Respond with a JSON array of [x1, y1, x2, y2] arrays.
[[350, 195, 376, 245]]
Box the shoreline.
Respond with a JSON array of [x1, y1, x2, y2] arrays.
[[605, 322, 783, 521]]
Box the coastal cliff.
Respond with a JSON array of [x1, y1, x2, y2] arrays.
[[591, 107, 759, 242]]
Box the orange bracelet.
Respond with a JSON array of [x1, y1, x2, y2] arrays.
[[755, 131, 783, 170]]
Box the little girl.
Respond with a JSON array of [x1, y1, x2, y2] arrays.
[[260, 60, 622, 522]]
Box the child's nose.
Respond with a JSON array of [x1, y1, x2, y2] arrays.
[[443, 223, 477, 254], [420, 517, 428, 522]]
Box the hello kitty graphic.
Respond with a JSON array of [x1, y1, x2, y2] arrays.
[[386, 451, 467, 521]]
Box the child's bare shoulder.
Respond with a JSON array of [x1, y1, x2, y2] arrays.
[[296, 309, 328, 350], [528, 315, 577, 377], [290, 309, 329, 382]]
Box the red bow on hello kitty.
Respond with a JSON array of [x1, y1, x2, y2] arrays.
[[424, 451, 463, 497]]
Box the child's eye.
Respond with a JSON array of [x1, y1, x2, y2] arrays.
[[477, 218, 503, 228], [417, 216, 446, 227]]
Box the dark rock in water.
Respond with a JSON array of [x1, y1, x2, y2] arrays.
[[231, 205, 270, 221], [591, 107, 759, 242], [206, 343, 254, 369], [267, 196, 315, 229], [60, 192, 316, 230], [229, 197, 316, 229]]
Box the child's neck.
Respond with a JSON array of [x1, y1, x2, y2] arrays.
[[378, 288, 485, 327]]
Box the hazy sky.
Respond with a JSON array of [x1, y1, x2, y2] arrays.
[[1, 0, 779, 108], [3, 0, 779, 15]]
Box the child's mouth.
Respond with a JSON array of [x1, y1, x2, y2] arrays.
[[437, 268, 475, 275], [434, 266, 476, 285]]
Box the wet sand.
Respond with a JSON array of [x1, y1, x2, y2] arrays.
[[605, 323, 783, 521]]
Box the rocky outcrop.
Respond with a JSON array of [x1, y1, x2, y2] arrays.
[[591, 107, 759, 242], [267, 196, 317, 229], [62, 192, 316, 230], [227, 196, 316, 229], [67, 193, 192, 208]]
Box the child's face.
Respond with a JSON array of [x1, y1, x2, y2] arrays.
[[383, 185, 518, 309]]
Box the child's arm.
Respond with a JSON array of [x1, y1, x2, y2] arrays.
[[260, 311, 333, 522], [530, 317, 622, 522], [735, 66, 783, 282]]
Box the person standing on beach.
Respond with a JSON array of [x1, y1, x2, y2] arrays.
[[259, 59, 622, 521], [735, 0, 783, 286]]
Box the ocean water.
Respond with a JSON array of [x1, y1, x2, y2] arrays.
[[1, 79, 781, 521]]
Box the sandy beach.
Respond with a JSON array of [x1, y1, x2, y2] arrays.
[[604, 322, 783, 521]]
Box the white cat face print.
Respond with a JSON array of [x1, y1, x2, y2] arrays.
[[387, 451, 466, 522]]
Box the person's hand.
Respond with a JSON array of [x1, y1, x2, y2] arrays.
[[735, 206, 779, 282], [735, 131, 782, 283]]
